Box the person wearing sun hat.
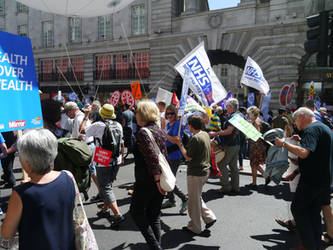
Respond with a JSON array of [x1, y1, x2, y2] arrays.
[[81, 103, 125, 228]]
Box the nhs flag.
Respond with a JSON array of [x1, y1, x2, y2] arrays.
[[175, 42, 227, 107], [241, 56, 270, 95]]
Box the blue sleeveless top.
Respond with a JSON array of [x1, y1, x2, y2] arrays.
[[14, 171, 75, 250]]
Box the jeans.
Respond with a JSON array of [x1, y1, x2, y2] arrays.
[[130, 182, 164, 250], [167, 159, 187, 202]]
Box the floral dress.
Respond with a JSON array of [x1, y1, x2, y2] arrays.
[[249, 118, 267, 167]]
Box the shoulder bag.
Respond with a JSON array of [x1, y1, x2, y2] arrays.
[[65, 171, 99, 250], [142, 128, 176, 192]]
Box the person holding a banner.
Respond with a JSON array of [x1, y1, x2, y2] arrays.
[[175, 114, 217, 235], [209, 98, 241, 194], [161, 105, 188, 214], [130, 100, 167, 250]]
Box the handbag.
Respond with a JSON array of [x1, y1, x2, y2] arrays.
[[142, 128, 176, 192], [66, 171, 99, 250]]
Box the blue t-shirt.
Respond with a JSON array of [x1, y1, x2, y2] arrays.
[[166, 120, 183, 160]]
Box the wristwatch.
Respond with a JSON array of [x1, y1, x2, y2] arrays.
[[282, 139, 287, 147]]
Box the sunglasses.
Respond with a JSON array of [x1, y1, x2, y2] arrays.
[[165, 112, 175, 116]]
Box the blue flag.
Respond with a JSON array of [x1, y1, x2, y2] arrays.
[[0, 31, 43, 132]]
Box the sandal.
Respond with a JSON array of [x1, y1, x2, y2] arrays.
[[322, 233, 333, 246], [275, 218, 296, 232]]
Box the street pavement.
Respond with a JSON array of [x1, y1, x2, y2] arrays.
[[1, 156, 333, 250]]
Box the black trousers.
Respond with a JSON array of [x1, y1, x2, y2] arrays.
[[291, 183, 330, 250], [167, 159, 187, 203], [130, 181, 164, 250], [1, 154, 16, 186]]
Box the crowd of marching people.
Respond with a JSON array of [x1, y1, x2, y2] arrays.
[[0, 93, 332, 250]]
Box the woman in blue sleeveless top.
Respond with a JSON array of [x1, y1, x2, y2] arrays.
[[1, 129, 76, 250]]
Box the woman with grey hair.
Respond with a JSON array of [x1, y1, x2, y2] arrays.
[[1, 129, 76, 250]]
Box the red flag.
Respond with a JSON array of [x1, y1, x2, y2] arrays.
[[172, 92, 180, 107]]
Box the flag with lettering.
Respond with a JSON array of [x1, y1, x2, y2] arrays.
[[178, 67, 191, 116], [241, 56, 270, 95], [0, 31, 43, 132], [174, 42, 227, 107]]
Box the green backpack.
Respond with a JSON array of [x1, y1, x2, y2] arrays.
[[54, 138, 92, 199]]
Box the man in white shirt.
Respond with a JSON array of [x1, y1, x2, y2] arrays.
[[82, 104, 125, 229], [64, 101, 90, 139]]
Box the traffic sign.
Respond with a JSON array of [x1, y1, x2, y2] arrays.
[[279, 85, 289, 107], [110, 90, 120, 107], [121, 90, 135, 108]]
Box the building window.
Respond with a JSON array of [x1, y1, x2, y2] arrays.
[[17, 25, 28, 37], [69, 17, 81, 43], [134, 52, 150, 78], [221, 67, 228, 77], [40, 60, 53, 81], [42, 21, 53, 47], [39, 57, 84, 82], [96, 55, 112, 79], [131, 5, 145, 35], [17, 3, 28, 13], [0, 0, 4, 15], [94, 52, 150, 80], [98, 16, 111, 40]]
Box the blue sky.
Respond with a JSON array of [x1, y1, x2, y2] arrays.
[[208, 0, 241, 10]]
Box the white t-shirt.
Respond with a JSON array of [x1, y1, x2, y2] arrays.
[[60, 113, 73, 133], [85, 120, 124, 166], [72, 111, 91, 139]]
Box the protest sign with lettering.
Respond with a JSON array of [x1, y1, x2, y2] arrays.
[[93, 147, 112, 166], [228, 114, 261, 142], [174, 42, 227, 107], [156, 88, 172, 106], [0, 31, 43, 132]]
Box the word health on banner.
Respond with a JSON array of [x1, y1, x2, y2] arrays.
[[0, 31, 43, 132]]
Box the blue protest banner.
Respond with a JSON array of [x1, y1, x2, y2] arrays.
[[247, 92, 255, 107], [0, 31, 43, 132]]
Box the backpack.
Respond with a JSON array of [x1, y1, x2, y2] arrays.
[[260, 120, 271, 134], [99, 120, 122, 158], [54, 138, 92, 198], [322, 115, 333, 130]]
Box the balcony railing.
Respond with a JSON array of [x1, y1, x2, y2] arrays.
[[38, 71, 84, 82], [93, 68, 150, 80]]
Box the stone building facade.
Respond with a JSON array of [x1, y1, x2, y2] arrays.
[[0, 0, 331, 108]]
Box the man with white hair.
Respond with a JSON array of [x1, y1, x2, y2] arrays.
[[64, 101, 88, 139], [275, 107, 333, 250], [209, 98, 241, 194]]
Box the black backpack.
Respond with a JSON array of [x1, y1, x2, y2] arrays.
[[97, 120, 122, 158], [322, 115, 333, 130]]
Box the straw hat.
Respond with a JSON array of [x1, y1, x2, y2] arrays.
[[99, 104, 116, 119]]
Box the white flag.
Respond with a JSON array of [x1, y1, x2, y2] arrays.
[[174, 42, 227, 107], [241, 56, 270, 95]]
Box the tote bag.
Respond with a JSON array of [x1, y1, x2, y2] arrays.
[[65, 171, 99, 250], [142, 128, 176, 192]]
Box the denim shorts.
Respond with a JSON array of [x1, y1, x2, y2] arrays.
[[96, 165, 120, 203]]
